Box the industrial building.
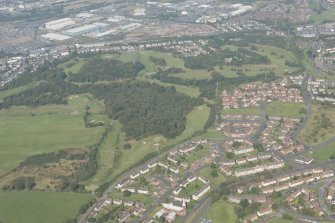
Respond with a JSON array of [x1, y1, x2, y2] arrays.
[[63, 24, 98, 36], [41, 33, 71, 41], [45, 18, 76, 30]]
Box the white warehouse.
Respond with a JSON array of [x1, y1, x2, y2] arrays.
[[45, 18, 76, 30]]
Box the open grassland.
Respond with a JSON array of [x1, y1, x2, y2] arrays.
[[196, 129, 225, 139], [0, 191, 92, 223], [310, 9, 335, 23], [310, 142, 335, 162], [86, 105, 210, 190], [218, 44, 301, 78], [0, 94, 105, 175], [266, 101, 306, 118], [204, 201, 238, 223], [299, 104, 335, 145], [222, 107, 261, 116]]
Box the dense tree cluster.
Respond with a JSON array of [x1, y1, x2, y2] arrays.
[[86, 81, 202, 139], [184, 48, 270, 70], [69, 59, 145, 82], [149, 56, 167, 67], [2, 177, 35, 191]]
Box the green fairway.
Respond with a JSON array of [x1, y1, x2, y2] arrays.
[[87, 105, 210, 190], [0, 191, 92, 223], [146, 79, 200, 97], [58, 57, 87, 75], [222, 107, 261, 116], [0, 95, 105, 175], [218, 44, 301, 78], [204, 201, 238, 223], [266, 101, 306, 118]]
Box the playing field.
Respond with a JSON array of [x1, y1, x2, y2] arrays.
[[204, 201, 238, 223], [0, 191, 92, 223], [266, 101, 306, 118], [0, 94, 105, 175]]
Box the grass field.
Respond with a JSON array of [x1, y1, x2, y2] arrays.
[[204, 201, 238, 223], [0, 191, 92, 223], [310, 142, 335, 162], [0, 94, 105, 175], [199, 166, 227, 187], [87, 104, 211, 190], [299, 104, 335, 145], [222, 107, 261, 116], [310, 9, 335, 23], [266, 101, 306, 118]]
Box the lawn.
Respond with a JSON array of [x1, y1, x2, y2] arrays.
[[222, 107, 261, 116], [0, 95, 105, 175], [266, 101, 306, 118], [199, 166, 227, 187], [204, 201, 238, 223], [185, 147, 211, 163], [310, 142, 335, 162], [87, 105, 211, 190], [0, 191, 92, 223], [299, 104, 335, 145], [109, 190, 154, 208]]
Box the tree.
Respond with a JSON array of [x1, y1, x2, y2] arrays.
[[232, 141, 242, 148], [123, 143, 132, 150], [226, 152, 234, 159], [210, 163, 217, 169], [123, 190, 131, 197], [210, 170, 219, 177], [240, 199, 249, 209]]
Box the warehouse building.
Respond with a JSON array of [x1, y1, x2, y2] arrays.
[[41, 33, 72, 41], [63, 24, 98, 36], [45, 18, 76, 30]]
